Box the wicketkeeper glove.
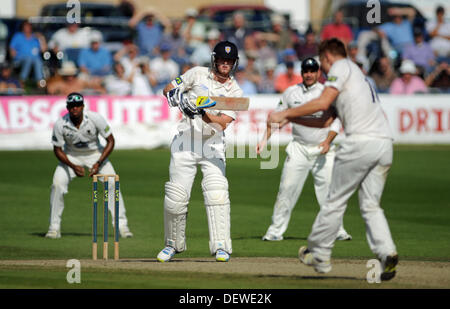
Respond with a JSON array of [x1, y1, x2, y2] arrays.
[[166, 87, 182, 107]]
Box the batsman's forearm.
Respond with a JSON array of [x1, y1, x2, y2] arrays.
[[202, 113, 231, 131]]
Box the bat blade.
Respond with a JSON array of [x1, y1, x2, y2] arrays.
[[196, 96, 249, 111]]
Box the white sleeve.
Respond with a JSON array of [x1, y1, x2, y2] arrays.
[[324, 60, 350, 92], [90, 113, 112, 139], [51, 121, 65, 148], [329, 117, 342, 134]]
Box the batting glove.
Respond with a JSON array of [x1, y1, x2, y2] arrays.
[[166, 88, 182, 107], [178, 94, 203, 119]]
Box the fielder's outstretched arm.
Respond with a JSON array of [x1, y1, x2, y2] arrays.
[[268, 87, 339, 125]]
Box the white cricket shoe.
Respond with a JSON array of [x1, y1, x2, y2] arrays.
[[119, 226, 133, 238], [262, 234, 283, 241], [298, 246, 332, 273], [45, 230, 61, 239], [157, 246, 176, 262], [336, 230, 352, 241], [215, 249, 230, 262]]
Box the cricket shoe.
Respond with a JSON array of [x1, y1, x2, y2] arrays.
[[119, 226, 133, 238], [336, 230, 352, 241], [45, 229, 61, 239], [157, 246, 176, 262], [215, 249, 230, 262], [262, 234, 283, 241], [298, 246, 332, 273], [380, 253, 399, 281]]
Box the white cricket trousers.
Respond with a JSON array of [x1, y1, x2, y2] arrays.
[[265, 141, 346, 238], [48, 150, 129, 231], [308, 135, 397, 261]]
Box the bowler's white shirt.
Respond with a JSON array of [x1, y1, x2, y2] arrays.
[[325, 58, 392, 139]]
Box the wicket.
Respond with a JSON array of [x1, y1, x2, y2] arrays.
[[92, 174, 120, 260]]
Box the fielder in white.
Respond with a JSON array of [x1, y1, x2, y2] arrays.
[[257, 57, 351, 242], [268, 38, 398, 281], [157, 41, 243, 262], [45, 92, 133, 239]]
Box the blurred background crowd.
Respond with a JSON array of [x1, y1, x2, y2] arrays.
[[0, 0, 449, 96]]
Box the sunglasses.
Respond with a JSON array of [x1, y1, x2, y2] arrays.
[[67, 94, 84, 103]]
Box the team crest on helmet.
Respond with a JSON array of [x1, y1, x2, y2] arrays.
[[225, 46, 231, 54]]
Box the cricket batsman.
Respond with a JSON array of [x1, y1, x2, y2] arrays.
[[157, 41, 243, 262]]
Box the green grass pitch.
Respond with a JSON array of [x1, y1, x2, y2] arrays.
[[0, 145, 449, 288]]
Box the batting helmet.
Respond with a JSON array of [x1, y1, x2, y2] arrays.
[[211, 41, 239, 76], [301, 57, 320, 73]]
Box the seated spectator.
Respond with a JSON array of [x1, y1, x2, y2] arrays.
[[244, 50, 262, 85], [255, 14, 292, 54], [78, 33, 112, 78], [182, 8, 206, 50], [425, 60, 450, 92], [389, 59, 427, 95], [294, 29, 319, 60], [223, 11, 253, 51], [320, 9, 353, 45], [370, 56, 398, 93], [162, 19, 189, 67], [47, 61, 104, 96], [114, 44, 154, 95], [48, 22, 98, 52], [0, 62, 23, 94], [9, 20, 47, 86], [190, 28, 221, 67], [348, 41, 369, 72], [257, 58, 277, 94], [235, 66, 257, 95], [274, 48, 301, 77], [255, 36, 277, 67], [104, 62, 132, 95], [274, 61, 302, 93], [149, 43, 179, 93], [128, 7, 171, 57], [375, 7, 416, 55], [426, 5, 450, 59], [403, 29, 436, 73]]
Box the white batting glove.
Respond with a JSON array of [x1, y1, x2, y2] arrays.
[[166, 88, 182, 107]]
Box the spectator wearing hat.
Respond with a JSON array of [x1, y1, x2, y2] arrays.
[[128, 7, 171, 57], [0, 62, 22, 94], [426, 6, 450, 59], [9, 20, 47, 86], [320, 9, 354, 45], [294, 29, 319, 60], [47, 61, 104, 96], [149, 43, 179, 93], [182, 8, 206, 50], [78, 32, 112, 79], [257, 58, 277, 94], [375, 7, 416, 55], [274, 61, 302, 93], [403, 29, 436, 73], [235, 65, 257, 95], [389, 59, 427, 95], [190, 28, 221, 66]]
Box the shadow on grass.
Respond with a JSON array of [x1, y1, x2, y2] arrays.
[[233, 235, 308, 241], [31, 232, 92, 237]]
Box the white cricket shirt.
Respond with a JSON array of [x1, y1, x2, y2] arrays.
[[277, 82, 342, 145], [52, 111, 112, 153], [324, 58, 392, 139], [170, 66, 243, 140]]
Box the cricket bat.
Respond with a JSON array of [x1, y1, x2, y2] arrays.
[[195, 96, 250, 111]]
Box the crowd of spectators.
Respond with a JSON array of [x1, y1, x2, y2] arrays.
[[0, 2, 449, 96]]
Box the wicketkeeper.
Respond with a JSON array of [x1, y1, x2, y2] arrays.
[[157, 41, 243, 262]]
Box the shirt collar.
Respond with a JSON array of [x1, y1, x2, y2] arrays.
[[300, 82, 318, 92]]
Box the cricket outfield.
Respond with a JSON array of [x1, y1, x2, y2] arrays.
[[0, 146, 449, 289]]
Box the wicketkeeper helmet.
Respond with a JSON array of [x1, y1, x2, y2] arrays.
[[301, 57, 320, 73]]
